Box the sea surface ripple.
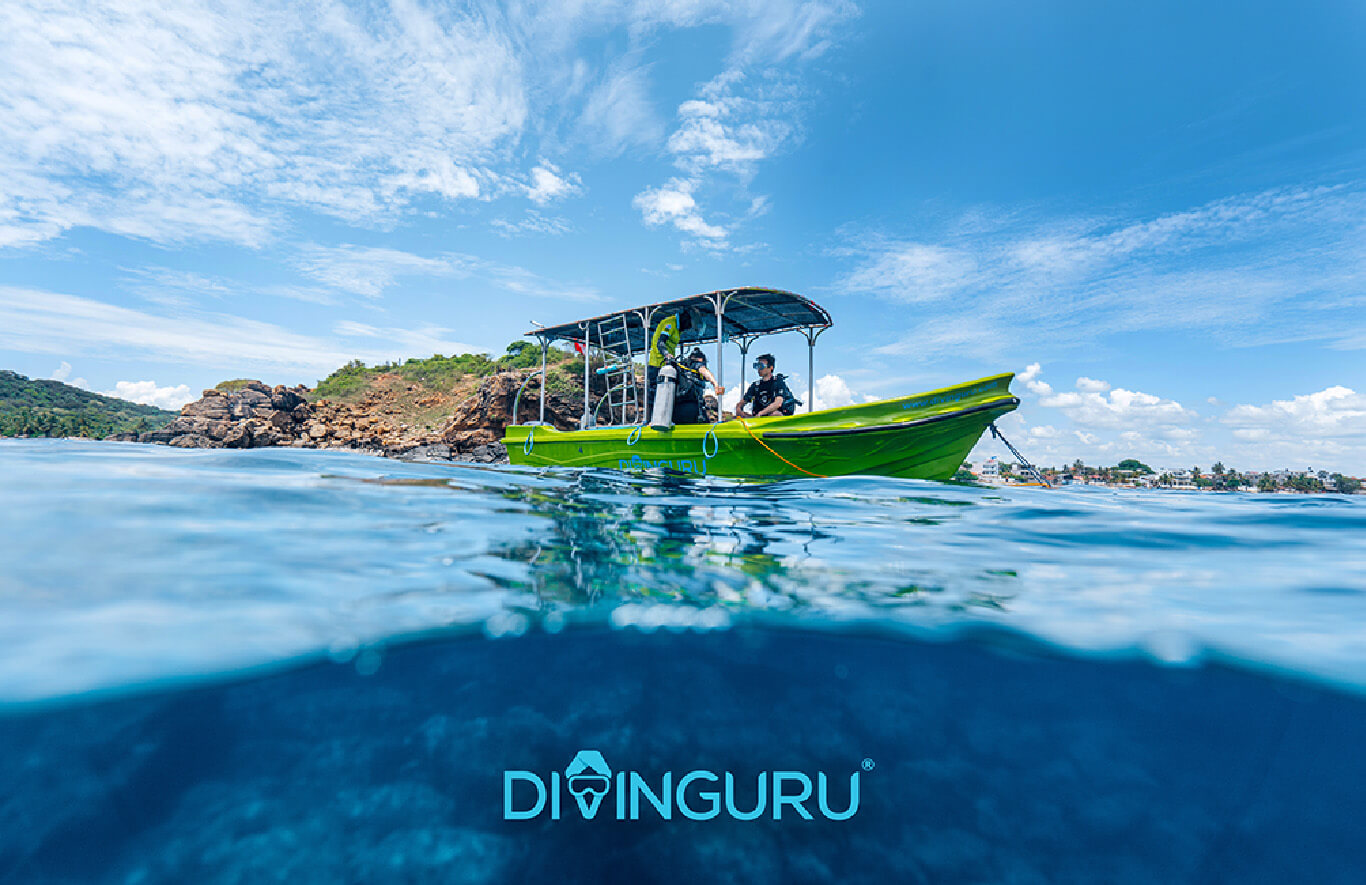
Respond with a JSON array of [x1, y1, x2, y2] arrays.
[[1, 438, 1364, 704]]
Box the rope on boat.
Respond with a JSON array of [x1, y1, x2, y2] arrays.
[[523, 427, 535, 456], [734, 417, 828, 479], [988, 423, 1051, 488], [702, 422, 720, 459], [627, 423, 643, 446]]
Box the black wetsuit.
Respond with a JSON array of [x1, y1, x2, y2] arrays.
[[742, 374, 797, 416], [672, 359, 707, 424]]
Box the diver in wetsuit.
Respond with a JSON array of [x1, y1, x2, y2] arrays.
[[672, 347, 724, 424], [737, 353, 798, 418], [644, 312, 690, 419]]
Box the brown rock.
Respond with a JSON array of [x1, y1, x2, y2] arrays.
[[166, 416, 208, 434], [221, 424, 251, 448], [169, 434, 220, 448], [271, 388, 305, 411], [182, 399, 231, 418]]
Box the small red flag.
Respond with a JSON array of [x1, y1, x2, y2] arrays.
[[573, 341, 584, 354]]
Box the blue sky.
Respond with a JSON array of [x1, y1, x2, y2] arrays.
[[1, 0, 1363, 471]]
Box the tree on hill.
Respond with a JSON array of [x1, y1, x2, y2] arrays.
[[0, 370, 176, 439], [1116, 458, 1152, 474]]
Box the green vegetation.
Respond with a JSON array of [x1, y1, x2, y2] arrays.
[[1116, 458, 1153, 474], [0, 370, 175, 439], [214, 379, 261, 391], [313, 341, 583, 400]]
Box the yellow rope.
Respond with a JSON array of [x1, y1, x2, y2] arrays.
[[733, 416, 828, 478]]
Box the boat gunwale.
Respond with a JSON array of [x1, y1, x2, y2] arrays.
[[760, 398, 1020, 439], [503, 371, 1017, 439]]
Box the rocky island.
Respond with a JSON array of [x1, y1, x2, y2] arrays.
[[103, 345, 600, 464]]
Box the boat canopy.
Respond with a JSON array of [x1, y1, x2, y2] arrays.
[[526, 287, 831, 357]]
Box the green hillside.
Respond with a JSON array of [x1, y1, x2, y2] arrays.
[[0, 370, 176, 439], [311, 340, 582, 401]]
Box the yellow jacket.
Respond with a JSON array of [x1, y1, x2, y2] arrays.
[[648, 315, 680, 367]]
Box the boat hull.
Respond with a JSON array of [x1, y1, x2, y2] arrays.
[[504, 373, 1019, 480]]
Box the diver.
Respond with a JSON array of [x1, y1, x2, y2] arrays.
[[644, 312, 691, 418], [737, 353, 799, 418], [672, 347, 724, 424]]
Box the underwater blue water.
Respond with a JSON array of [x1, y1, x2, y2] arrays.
[[2, 438, 1366, 882]]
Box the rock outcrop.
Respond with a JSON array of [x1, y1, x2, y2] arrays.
[[440, 371, 581, 451], [140, 382, 313, 450], [139, 372, 588, 463]]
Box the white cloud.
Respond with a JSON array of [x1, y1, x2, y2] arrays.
[[842, 184, 1366, 360], [490, 212, 574, 238], [1016, 366, 1198, 450], [104, 380, 195, 411], [295, 244, 602, 301], [1041, 386, 1196, 430], [576, 60, 665, 156], [835, 241, 977, 301], [812, 373, 858, 410], [1225, 387, 1366, 441], [633, 179, 728, 241], [0, 0, 531, 247], [0, 0, 863, 251], [1017, 362, 1053, 396], [525, 162, 581, 205], [296, 245, 458, 299], [50, 361, 90, 389], [1076, 376, 1111, 393], [0, 285, 485, 378], [332, 321, 483, 360], [633, 6, 853, 247], [667, 71, 796, 176]]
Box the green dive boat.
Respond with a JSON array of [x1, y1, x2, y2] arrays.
[[503, 287, 1019, 480]]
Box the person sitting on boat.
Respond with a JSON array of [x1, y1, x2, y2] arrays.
[[673, 347, 724, 424], [645, 312, 691, 417], [738, 353, 798, 418]]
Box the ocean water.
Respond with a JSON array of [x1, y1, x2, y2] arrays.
[[1, 438, 1365, 883]]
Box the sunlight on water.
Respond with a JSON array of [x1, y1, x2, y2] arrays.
[[1, 438, 1364, 703]]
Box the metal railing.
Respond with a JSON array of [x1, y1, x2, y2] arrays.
[[511, 369, 545, 427]]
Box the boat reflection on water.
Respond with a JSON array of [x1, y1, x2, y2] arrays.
[[365, 467, 1020, 620]]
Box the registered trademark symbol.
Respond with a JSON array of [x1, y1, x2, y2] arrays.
[[861, 758, 875, 771]]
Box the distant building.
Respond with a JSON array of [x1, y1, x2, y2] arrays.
[[977, 457, 1009, 482]]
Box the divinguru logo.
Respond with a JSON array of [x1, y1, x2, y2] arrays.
[[504, 749, 862, 821]]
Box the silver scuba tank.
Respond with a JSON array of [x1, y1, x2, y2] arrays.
[[649, 364, 677, 431]]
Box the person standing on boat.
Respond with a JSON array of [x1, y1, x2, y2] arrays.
[[675, 347, 724, 423], [644, 312, 690, 418], [737, 353, 797, 418]]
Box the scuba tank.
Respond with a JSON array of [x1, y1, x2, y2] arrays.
[[649, 363, 678, 430]]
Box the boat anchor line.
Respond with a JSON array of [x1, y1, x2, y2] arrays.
[[988, 423, 1051, 488], [735, 417, 829, 479]]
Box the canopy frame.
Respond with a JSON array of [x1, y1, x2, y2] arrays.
[[525, 287, 833, 426]]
